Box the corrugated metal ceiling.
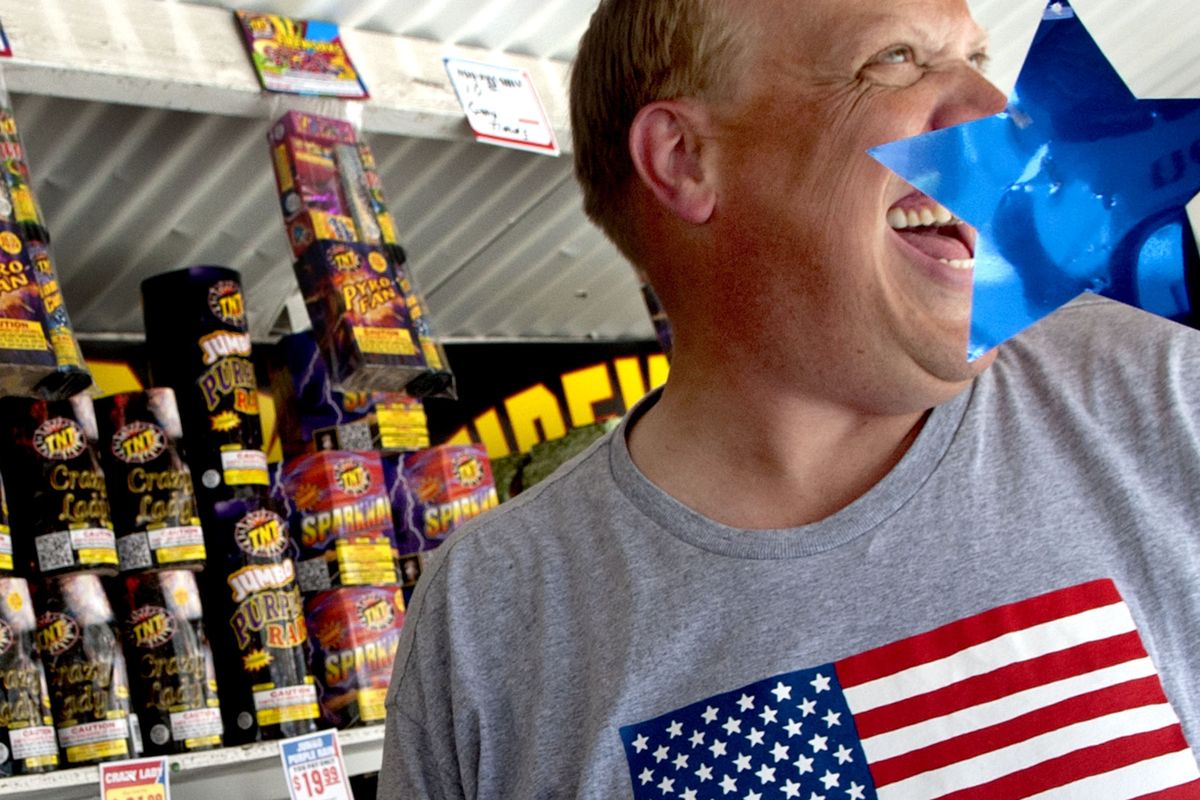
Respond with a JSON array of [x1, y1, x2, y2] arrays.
[[12, 0, 1200, 343]]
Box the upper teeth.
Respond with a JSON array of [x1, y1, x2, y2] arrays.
[[887, 202, 957, 229]]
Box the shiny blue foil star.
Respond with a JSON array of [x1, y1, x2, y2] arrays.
[[871, 0, 1200, 359]]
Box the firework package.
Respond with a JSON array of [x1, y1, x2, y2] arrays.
[[270, 330, 430, 460], [0, 395, 118, 576], [305, 585, 404, 728], [32, 573, 139, 767], [200, 490, 318, 744], [267, 110, 454, 397], [0, 472, 11, 575], [95, 389, 207, 573], [385, 444, 498, 595], [279, 450, 398, 593], [141, 266, 269, 496], [0, 578, 57, 775], [111, 570, 222, 755], [0, 89, 91, 399]]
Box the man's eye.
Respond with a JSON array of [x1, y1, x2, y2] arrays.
[[970, 51, 991, 71], [874, 46, 916, 65]]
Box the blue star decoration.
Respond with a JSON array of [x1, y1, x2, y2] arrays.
[[871, 0, 1200, 359]]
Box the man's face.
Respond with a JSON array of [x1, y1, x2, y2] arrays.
[[703, 0, 1007, 413]]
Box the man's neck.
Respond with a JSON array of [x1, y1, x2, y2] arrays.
[[626, 371, 931, 530]]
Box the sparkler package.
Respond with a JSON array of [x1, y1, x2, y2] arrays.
[[269, 330, 430, 459], [0, 395, 118, 577], [111, 570, 222, 755], [0, 578, 57, 776], [279, 450, 398, 593], [304, 585, 404, 728], [95, 389, 207, 573], [141, 266, 269, 495], [32, 573, 138, 767], [384, 444, 498, 596], [199, 489, 318, 744]]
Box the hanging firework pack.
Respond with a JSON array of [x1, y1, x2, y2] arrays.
[[32, 573, 138, 767], [0, 578, 57, 776], [199, 489, 318, 745], [95, 390, 206, 573], [0, 395, 118, 577], [112, 570, 222, 755]]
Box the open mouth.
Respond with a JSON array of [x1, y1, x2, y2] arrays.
[[887, 192, 975, 270]]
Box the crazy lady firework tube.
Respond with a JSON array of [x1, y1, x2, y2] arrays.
[[95, 389, 206, 573], [142, 267, 269, 494], [0, 395, 118, 576], [32, 573, 138, 767], [0, 578, 57, 775], [112, 570, 222, 755]]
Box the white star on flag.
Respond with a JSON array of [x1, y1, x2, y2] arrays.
[[770, 741, 789, 762], [782, 778, 802, 798], [784, 719, 804, 738], [737, 694, 755, 712], [702, 706, 719, 724], [760, 705, 778, 725], [695, 764, 713, 782], [798, 698, 817, 716], [808, 734, 828, 753], [833, 745, 853, 765], [722, 717, 742, 735], [690, 730, 705, 748], [822, 710, 841, 728], [754, 764, 775, 784], [656, 776, 673, 794], [793, 754, 814, 774], [719, 774, 737, 794], [667, 721, 683, 738], [734, 753, 752, 772], [771, 682, 792, 702], [819, 770, 840, 789], [638, 767, 653, 785], [673, 753, 688, 770], [746, 728, 764, 747], [653, 745, 669, 763], [709, 739, 727, 758], [846, 782, 866, 799], [633, 734, 649, 753], [810, 674, 831, 694]]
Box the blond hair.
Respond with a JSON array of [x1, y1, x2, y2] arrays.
[[570, 0, 750, 258]]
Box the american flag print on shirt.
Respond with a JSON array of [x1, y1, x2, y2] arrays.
[[620, 579, 1200, 799]]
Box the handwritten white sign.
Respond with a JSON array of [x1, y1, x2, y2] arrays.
[[444, 57, 559, 156]]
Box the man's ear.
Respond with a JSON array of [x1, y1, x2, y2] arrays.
[[628, 100, 717, 225]]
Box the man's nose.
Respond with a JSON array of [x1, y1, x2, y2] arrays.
[[930, 67, 1008, 130]]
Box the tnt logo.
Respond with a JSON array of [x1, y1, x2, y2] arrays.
[[234, 510, 288, 558], [129, 605, 175, 649], [356, 596, 395, 632], [452, 453, 486, 489], [112, 422, 166, 464], [329, 246, 361, 272], [33, 418, 86, 461], [207, 280, 246, 326], [36, 612, 79, 656], [0, 619, 12, 656], [335, 460, 371, 496]]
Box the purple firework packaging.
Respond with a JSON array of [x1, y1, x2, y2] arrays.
[[112, 570, 222, 755], [0, 221, 59, 398], [305, 585, 404, 728], [0, 578, 58, 775], [0, 395, 118, 577], [32, 573, 137, 767], [95, 390, 207, 573], [280, 450, 398, 593], [200, 489, 317, 745], [141, 267, 269, 495]]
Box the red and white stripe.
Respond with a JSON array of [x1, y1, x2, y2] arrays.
[[835, 579, 1200, 799]]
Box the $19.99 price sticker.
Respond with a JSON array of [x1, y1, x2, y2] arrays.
[[279, 730, 353, 800]]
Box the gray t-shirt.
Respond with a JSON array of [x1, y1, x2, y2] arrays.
[[379, 298, 1200, 799]]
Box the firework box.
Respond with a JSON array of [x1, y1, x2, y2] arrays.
[[279, 451, 398, 592], [295, 240, 435, 394], [269, 330, 429, 460], [384, 444, 498, 595], [267, 110, 396, 257], [0, 222, 58, 397], [0, 578, 57, 775], [304, 585, 404, 728]]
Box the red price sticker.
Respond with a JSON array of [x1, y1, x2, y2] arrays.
[[99, 758, 170, 800], [279, 730, 353, 800]]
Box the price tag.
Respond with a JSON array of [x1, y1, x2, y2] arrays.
[[443, 57, 560, 156], [99, 757, 170, 800], [279, 729, 354, 800]]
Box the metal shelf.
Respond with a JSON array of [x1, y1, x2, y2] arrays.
[[0, 725, 384, 800]]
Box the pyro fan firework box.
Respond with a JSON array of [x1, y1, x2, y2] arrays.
[[293, 240, 431, 394], [269, 330, 430, 460], [280, 450, 398, 592], [385, 444, 498, 595], [304, 585, 404, 728], [0, 222, 58, 397], [267, 110, 398, 257]]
